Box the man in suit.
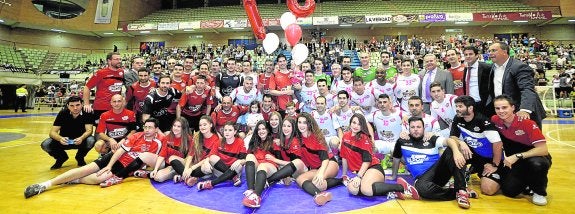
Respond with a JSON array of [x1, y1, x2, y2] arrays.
[[419, 54, 454, 114], [462, 46, 492, 116], [486, 42, 546, 127]]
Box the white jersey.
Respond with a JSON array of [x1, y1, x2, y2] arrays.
[[317, 93, 336, 110], [331, 80, 353, 95], [401, 113, 444, 137], [394, 74, 421, 112], [333, 108, 357, 132], [230, 86, 261, 106], [368, 110, 403, 142], [430, 94, 458, 130], [312, 110, 337, 137], [368, 80, 397, 106], [299, 83, 319, 113], [241, 72, 258, 87], [350, 88, 377, 115]]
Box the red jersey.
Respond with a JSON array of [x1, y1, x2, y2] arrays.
[[96, 109, 136, 140], [210, 106, 249, 134], [253, 147, 278, 168], [182, 72, 193, 84], [119, 132, 163, 167], [126, 81, 156, 113], [216, 138, 247, 166], [340, 132, 380, 172], [188, 134, 220, 160], [448, 64, 465, 96], [269, 70, 293, 110], [278, 138, 302, 161], [171, 79, 187, 92], [261, 106, 276, 121], [491, 115, 546, 155], [178, 89, 214, 116], [85, 67, 124, 111], [188, 75, 216, 88], [159, 134, 193, 163], [300, 134, 333, 169], [258, 73, 274, 92]]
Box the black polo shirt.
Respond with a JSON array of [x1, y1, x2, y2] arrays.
[[53, 109, 95, 139]]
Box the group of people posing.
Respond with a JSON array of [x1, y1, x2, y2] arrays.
[[24, 41, 551, 210]]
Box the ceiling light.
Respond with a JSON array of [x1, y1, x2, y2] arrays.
[[183, 29, 194, 32], [396, 23, 410, 26], [568, 19, 575, 22], [513, 20, 528, 23], [339, 24, 352, 27], [232, 27, 244, 30], [0, 19, 4, 23], [103, 32, 114, 35], [50, 29, 66, 33], [140, 31, 150, 34], [454, 21, 468, 24]]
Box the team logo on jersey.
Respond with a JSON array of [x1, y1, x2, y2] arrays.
[[515, 130, 525, 135], [122, 116, 129, 121], [464, 136, 482, 148], [119, 72, 123, 76], [473, 126, 480, 132], [532, 124, 539, 130], [407, 154, 429, 164], [108, 128, 128, 138], [188, 105, 201, 112], [233, 76, 239, 80], [109, 83, 123, 92]]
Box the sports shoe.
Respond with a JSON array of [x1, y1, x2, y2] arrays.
[[467, 188, 478, 199], [456, 190, 471, 209], [24, 184, 46, 198], [532, 193, 548, 206], [197, 180, 213, 191], [242, 192, 261, 208], [408, 185, 420, 200], [173, 175, 182, 183], [50, 157, 68, 170], [381, 155, 392, 170], [233, 175, 242, 186], [76, 158, 86, 167], [133, 170, 150, 178], [185, 177, 198, 187], [314, 191, 333, 206], [100, 175, 123, 188], [395, 177, 409, 200], [243, 189, 254, 196], [342, 175, 350, 187]]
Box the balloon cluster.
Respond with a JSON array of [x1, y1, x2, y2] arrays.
[[243, 0, 315, 65]]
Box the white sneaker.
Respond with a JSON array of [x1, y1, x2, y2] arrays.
[[532, 193, 548, 206]]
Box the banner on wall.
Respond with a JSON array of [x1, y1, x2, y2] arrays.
[[127, 23, 157, 31], [313, 16, 339, 25], [364, 15, 392, 24], [419, 13, 446, 23], [473, 11, 551, 21], [157, 22, 179, 31], [94, 0, 114, 24], [446, 13, 473, 22], [178, 21, 201, 30], [297, 17, 313, 26], [200, 20, 224, 28], [393, 14, 418, 23], [224, 19, 248, 28], [263, 18, 281, 26], [339, 16, 365, 25]]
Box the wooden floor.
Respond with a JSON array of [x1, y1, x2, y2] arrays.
[[2, 109, 574, 213]]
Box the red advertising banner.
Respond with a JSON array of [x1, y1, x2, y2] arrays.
[[263, 18, 280, 26], [473, 11, 551, 21], [200, 20, 224, 28]]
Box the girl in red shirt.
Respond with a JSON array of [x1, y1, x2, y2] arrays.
[[169, 115, 220, 186], [340, 113, 408, 198], [295, 113, 341, 206], [241, 120, 280, 208], [265, 117, 307, 186], [146, 118, 193, 182], [197, 122, 248, 190]]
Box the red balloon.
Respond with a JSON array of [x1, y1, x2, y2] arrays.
[[285, 23, 302, 47], [243, 0, 266, 40], [286, 0, 316, 18]]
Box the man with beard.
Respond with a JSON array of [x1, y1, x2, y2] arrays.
[[380, 52, 398, 80], [368, 67, 396, 106], [215, 58, 243, 101], [368, 94, 403, 159], [331, 66, 354, 95], [151, 62, 163, 83], [211, 96, 249, 135], [177, 75, 213, 132], [83, 52, 124, 124], [182, 56, 197, 83], [257, 59, 275, 95], [401, 96, 444, 137], [269, 54, 295, 116], [142, 75, 180, 132], [447, 95, 504, 196], [126, 68, 156, 130], [430, 82, 458, 132]]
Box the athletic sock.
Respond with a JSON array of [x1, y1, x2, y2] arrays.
[[245, 161, 256, 190], [213, 159, 230, 172], [41, 181, 52, 189], [254, 170, 268, 196], [372, 182, 404, 196], [325, 178, 343, 189], [267, 162, 296, 184], [190, 167, 206, 177], [211, 169, 237, 186], [170, 159, 185, 175], [302, 180, 321, 196]]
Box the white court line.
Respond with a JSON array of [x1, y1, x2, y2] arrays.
[[545, 127, 575, 148], [0, 141, 38, 150]]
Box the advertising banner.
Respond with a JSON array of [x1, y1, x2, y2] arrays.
[[364, 15, 392, 24]]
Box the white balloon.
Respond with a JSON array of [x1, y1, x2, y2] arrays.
[[263, 33, 279, 54], [280, 12, 297, 30], [291, 43, 309, 65]]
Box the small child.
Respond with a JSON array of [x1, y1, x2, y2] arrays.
[[245, 100, 264, 136], [284, 101, 299, 121]]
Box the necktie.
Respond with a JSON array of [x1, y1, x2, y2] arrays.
[[464, 66, 471, 95], [425, 71, 433, 102]]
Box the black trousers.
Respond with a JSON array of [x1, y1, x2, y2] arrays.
[[15, 96, 26, 112], [41, 136, 96, 161], [414, 147, 467, 201], [502, 155, 551, 197]]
